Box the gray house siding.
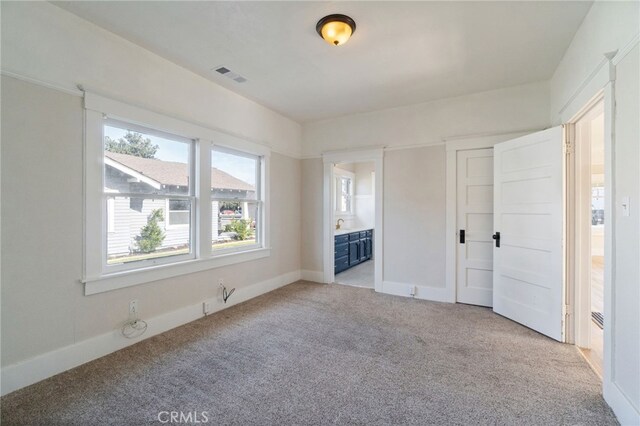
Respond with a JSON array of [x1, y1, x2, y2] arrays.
[[107, 197, 220, 257]]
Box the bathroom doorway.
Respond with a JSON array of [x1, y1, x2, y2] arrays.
[[322, 149, 384, 292], [333, 161, 376, 288]]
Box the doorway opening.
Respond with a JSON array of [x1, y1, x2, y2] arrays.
[[332, 161, 376, 288], [322, 149, 383, 292], [572, 97, 605, 378]]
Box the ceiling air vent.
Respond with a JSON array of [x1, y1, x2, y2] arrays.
[[213, 66, 247, 83]]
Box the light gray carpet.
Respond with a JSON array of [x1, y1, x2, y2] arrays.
[[1, 281, 617, 425]]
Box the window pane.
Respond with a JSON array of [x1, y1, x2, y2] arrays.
[[211, 149, 257, 200], [336, 176, 352, 213], [106, 196, 191, 265], [212, 200, 259, 251], [168, 199, 190, 226], [104, 123, 191, 196]]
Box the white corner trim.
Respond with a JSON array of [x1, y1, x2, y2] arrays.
[[444, 130, 535, 151], [0, 69, 85, 97], [604, 379, 640, 426], [382, 281, 452, 303], [1, 270, 301, 397], [612, 32, 639, 66], [383, 140, 444, 152], [301, 270, 324, 283], [322, 147, 384, 163]]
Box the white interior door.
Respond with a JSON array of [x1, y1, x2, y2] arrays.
[[456, 148, 494, 307], [493, 126, 565, 341]]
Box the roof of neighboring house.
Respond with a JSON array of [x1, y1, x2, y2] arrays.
[[105, 151, 254, 191]]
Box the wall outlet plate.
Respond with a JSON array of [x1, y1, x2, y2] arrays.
[[129, 300, 138, 317], [408, 285, 416, 297], [203, 301, 211, 315]]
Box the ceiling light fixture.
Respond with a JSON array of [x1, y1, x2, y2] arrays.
[[316, 14, 356, 46]]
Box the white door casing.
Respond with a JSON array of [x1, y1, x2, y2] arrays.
[[456, 148, 495, 307], [493, 126, 565, 341]]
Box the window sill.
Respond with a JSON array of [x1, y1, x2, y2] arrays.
[[83, 247, 271, 296]]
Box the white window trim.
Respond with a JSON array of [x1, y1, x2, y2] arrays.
[[83, 92, 271, 295]]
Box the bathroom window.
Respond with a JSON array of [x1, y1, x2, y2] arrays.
[[335, 169, 355, 215]]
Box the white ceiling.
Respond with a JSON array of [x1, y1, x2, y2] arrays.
[[53, 1, 592, 123]]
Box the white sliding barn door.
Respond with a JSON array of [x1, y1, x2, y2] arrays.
[[456, 149, 494, 307], [493, 127, 565, 341]]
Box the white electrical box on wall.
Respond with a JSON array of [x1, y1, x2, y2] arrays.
[[621, 196, 631, 217]]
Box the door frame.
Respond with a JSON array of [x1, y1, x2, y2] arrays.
[[565, 92, 605, 349], [444, 131, 538, 303], [322, 148, 384, 292]]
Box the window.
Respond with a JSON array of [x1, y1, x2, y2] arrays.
[[167, 199, 190, 227], [103, 120, 195, 270], [334, 169, 354, 215], [211, 147, 263, 253], [84, 93, 271, 294]]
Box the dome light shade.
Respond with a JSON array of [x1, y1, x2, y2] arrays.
[[316, 14, 356, 46]]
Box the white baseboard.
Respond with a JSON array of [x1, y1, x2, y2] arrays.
[[301, 270, 324, 283], [1, 270, 301, 396], [604, 379, 640, 425], [382, 281, 451, 303]]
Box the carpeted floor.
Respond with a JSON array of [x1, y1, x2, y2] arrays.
[[1, 281, 617, 425]]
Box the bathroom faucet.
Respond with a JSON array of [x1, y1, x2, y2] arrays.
[[336, 218, 344, 230]]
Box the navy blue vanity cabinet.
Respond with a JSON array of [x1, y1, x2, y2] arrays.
[[335, 229, 374, 274], [334, 234, 350, 274], [359, 240, 367, 262], [349, 240, 360, 265], [366, 230, 373, 259]]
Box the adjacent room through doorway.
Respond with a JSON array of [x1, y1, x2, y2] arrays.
[[333, 161, 375, 288], [574, 98, 606, 377]]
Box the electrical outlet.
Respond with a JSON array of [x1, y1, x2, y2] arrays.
[[129, 300, 138, 317], [408, 285, 416, 297], [218, 278, 224, 287], [203, 301, 211, 315]]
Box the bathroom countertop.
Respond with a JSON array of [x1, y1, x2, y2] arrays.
[[334, 227, 374, 236]]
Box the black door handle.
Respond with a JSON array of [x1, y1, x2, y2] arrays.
[[459, 230, 465, 244], [493, 232, 500, 248]]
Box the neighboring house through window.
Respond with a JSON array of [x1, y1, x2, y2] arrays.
[[211, 146, 262, 253], [83, 92, 270, 294], [103, 120, 195, 269]]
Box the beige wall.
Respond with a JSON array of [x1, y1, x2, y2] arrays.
[[301, 147, 447, 290], [612, 45, 639, 414], [549, 1, 640, 125], [1, 2, 301, 157], [354, 162, 375, 229], [549, 1, 640, 420], [302, 80, 550, 158], [383, 147, 446, 287], [0, 76, 301, 366], [300, 158, 324, 274]]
